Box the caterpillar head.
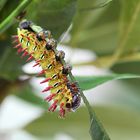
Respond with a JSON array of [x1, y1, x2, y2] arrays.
[[65, 82, 81, 111], [65, 93, 81, 111], [19, 20, 33, 31], [71, 94, 81, 111]]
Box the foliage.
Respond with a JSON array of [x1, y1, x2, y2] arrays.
[[0, 0, 140, 140]]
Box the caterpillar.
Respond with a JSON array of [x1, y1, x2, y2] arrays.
[[12, 20, 81, 117]]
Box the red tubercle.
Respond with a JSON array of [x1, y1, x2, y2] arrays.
[[14, 43, 21, 49], [36, 60, 41, 63], [42, 86, 53, 93], [59, 108, 65, 118], [21, 51, 28, 58], [38, 69, 46, 76], [48, 100, 58, 112], [52, 105, 57, 112], [26, 36, 30, 41], [20, 34, 24, 37], [60, 103, 64, 108], [33, 62, 40, 67], [17, 48, 23, 54], [40, 78, 51, 84], [30, 52, 34, 55], [45, 93, 56, 102], [22, 48, 27, 52], [59, 103, 65, 117], [12, 39, 19, 44], [35, 41, 38, 46], [33, 60, 42, 67], [12, 35, 18, 39], [44, 50, 47, 54], [26, 55, 33, 62]]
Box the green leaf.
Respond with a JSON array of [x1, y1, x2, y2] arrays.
[[79, 88, 110, 140], [112, 61, 140, 89], [68, 0, 140, 66], [89, 114, 110, 140], [116, 0, 140, 56], [77, 73, 140, 140], [26, 0, 77, 39], [76, 74, 140, 90], [68, 0, 120, 56], [24, 108, 90, 140], [94, 106, 140, 140], [24, 106, 140, 140], [95, 0, 140, 65]]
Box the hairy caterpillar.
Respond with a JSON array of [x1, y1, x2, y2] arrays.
[[12, 20, 81, 117]]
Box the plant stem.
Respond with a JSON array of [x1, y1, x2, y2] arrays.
[[0, 0, 32, 34]]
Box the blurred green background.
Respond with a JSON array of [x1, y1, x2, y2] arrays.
[[0, 0, 140, 140]]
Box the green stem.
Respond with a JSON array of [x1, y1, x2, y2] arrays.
[[79, 88, 94, 118], [0, 0, 32, 34]]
